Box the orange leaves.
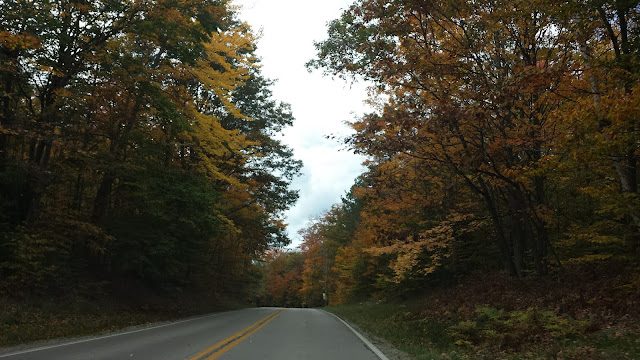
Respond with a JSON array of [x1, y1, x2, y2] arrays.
[[306, 0, 640, 294], [311, 0, 588, 278], [365, 213, 482, 283], [261, 251, 305, 306]]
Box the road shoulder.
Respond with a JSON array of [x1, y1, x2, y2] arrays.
[[321, 309, 413, 360]]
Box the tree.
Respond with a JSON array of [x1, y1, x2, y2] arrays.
[[0, 0, 301, 301], [547, 1, 640, 258], [307, 1, 640, 290], [260, 250, 304, 307], [309, 0, 580, 277]]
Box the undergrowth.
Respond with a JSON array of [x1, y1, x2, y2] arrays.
[[327, 262, 640, 360], [0, 292, 248, 347]]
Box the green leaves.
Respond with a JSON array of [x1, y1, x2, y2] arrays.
[[0, 0, 300, 301]]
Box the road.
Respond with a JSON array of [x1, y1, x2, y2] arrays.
[[0, 308, 387, 360]]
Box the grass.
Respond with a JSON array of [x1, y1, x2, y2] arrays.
[[325, 263, 640, 360], [326, 302, 453, 360]]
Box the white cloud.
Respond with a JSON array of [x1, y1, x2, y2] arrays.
[[234, 0, 372, 247]]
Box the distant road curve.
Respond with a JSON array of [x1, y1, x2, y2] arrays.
[[0, 307, 388, 360]]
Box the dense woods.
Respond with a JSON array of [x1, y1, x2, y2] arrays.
[[0, 0, 301, 302], [253, 1, 640, 356], [261, 0, 640, 310], [3, 0, 640, 355]]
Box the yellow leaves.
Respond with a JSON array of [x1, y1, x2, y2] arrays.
[[163, 9, 188, 25], [34, 64, 65, 78], [187, 110, 249, 184], [156, 24, 260, 187], [0, 125, 18, 136], [364, 213, 481, 283], [586, 235, 624, 245], [0, 31, 40, 51], [193, 25, 256, 120], [368, 233, 447, 283], [566, 254, 613, 264]]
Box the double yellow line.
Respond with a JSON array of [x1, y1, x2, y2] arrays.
[[189, 309, 286, 360]]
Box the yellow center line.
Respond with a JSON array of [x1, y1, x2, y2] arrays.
[[189, 309, 286, 360], [204, 309, 284, 360]]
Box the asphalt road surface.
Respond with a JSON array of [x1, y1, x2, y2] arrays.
[[0, 307, 387, 360]]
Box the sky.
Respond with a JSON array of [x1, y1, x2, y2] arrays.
[[233, 0, 372, 248]]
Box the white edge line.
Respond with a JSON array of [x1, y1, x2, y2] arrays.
[[320, 309, 390, 360], [0, 310, 236, 358]]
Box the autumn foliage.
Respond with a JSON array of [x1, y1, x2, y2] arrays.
[[284, 0, 640, 304], [237, 0, 640, 314], [239, 4, 640, 357], [0, 0, 301, 302]]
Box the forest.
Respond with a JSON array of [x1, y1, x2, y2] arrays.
[[257, 0, 640, 357], [2, 0, 640, 357], [262, 0, 640, 307], [0, 0, 301, 307]]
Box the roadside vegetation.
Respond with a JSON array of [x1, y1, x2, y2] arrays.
[[0, 293, 250, 347], [326, 263, 640, 360], [1, 298, 194, 347]]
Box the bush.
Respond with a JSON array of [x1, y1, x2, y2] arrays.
[[448, 306, 591, 350]]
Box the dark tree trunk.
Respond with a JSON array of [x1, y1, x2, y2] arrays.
[[0, 134, 6, 162], [508, 192, 525, 278], [533, 176, 549, 274], [482, 189, 518, 276], [72, 173, 85, 211], [93, 172, 115, 223]]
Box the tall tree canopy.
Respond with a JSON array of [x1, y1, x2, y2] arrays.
[[0, 0, 301, 298], [295, 0, 640, 302]]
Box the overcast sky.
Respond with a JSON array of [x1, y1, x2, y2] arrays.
[[233, 0, 371, 248]]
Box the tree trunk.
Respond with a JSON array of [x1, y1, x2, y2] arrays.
[[0, 134, 6, 162], [508, 192, 525, 278], [92, 172, 115, 223], [612, 152, 637, 193], [72, 173, 85, 211], [533, 176, 549, 274], [481, 187, 518, 276]]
